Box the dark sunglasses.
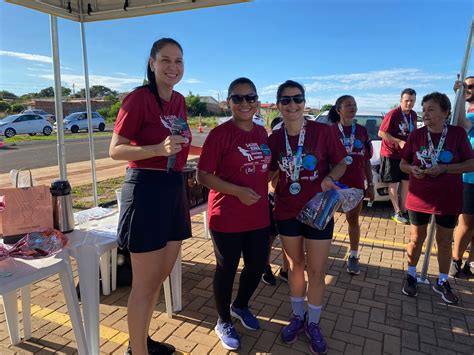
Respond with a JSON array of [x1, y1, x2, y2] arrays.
[[467, 84, 474, 89], [229, 94, 258, 104], [278, 94, 305, 105]]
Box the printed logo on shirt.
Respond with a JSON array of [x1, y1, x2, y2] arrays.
[[238, 143, 271, 174], [416, 147, 453, 168], [161, 115, 191, 145], [398, 121, 411, 137], [278, 151, 319, 181]]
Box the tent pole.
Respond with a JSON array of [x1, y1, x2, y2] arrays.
[[50, 15, 66, 180], [80, 18, 99, 206]]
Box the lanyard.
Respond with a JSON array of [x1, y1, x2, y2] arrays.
[[427, 124, 448, 165], [284, 120, 307, 181], [402, 111, 414, 133], [338, 122, 356, 154]]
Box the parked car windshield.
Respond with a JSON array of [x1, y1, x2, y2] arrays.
[[316, 112, 383, 141], [0, 114, 22, 123]]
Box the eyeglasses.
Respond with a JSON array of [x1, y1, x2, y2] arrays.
[[228, 94, 258, 104], [278, 94, 305, 105], [467, 84, 474, 89]]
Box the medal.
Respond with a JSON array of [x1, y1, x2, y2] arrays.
[[338, 122, 356, 155], [289, 182, 301, 195], [427, 124, 448, 165], [344, 156, 353, 165]]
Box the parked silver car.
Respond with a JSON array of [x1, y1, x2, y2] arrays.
[[57, 111, 106, 133], [21, 109, 56, 123], [0, 113, 53, 138], [315, 111, 390, 203]]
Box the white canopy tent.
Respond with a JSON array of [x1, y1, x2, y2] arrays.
[[6, 0, 250, 206]]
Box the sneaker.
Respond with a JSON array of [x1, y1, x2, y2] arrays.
[[279, 269, 288, 283], [432, 279, 459, 304], [462, 262, 474, 277], [125, 337, 175, 355], [346, 256, 360, 275], [230, 304, 260, 330], [449, 259, 463, 277], [402, 274, 417, 297], [402, 211, 410, 224], [391, 212, 409, 224], [305, 322, 328, 354], [214, 320, 240, 350], [280, 314, 305, 344], [261, 265, 277, 286]]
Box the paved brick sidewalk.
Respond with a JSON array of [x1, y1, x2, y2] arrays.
[[1, 203, 473, 354]]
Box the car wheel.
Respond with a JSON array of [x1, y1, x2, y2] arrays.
[[28, 133, 37, 136], [71, 125, 79, 133], [4, 128, 16, 138], [98, 123, 105, 132], [43, 126, 52, 136]]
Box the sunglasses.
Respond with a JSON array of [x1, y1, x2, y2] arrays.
[[467, 84, 474, 89], [229, 94, 258, 104], [278, 94, 305, 105]]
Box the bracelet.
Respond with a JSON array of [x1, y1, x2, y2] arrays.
[[325, 175, 337, 182]]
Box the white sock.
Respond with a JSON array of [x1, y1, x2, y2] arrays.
[[350, 250, 359, 258]]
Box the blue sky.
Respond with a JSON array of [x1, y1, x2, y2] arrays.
[[0, 0, 473, 111]]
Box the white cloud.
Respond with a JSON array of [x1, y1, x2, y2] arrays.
[[115, 72, 128, 76], [183, 78, 203, 84], [0, 50, 52, 64], [34, 73, 143, 91]]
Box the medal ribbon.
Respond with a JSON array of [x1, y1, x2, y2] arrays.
[[402, 112, 414, 134], [338, 122, 356, 154], [284, 120, 307, 182], [427, 124, 448, 165]]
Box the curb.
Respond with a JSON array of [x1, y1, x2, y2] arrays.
[[3, 134, 112, 147]]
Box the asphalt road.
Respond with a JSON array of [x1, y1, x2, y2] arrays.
[[0, 129, 209, 174]]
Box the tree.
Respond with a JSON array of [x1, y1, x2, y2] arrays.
[[108, 101, 122, 119], [320, 104, 333, 112], [185, 91, 207, 116], [0, 90, 18, 100], [10, 103, 26, 113], [0, 100, 11, 112], [36, 86, 70, 98]]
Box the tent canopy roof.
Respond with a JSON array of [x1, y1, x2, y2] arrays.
[[6, 0, 249, 22]]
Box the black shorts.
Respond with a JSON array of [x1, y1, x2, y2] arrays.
[[408, 210, 458, 229], [117, 168, 192, 253], [269, 194, 279, 237], [380, 156, 409, 182], [463, 182, 474, 214], [276, 218, 334, 240]]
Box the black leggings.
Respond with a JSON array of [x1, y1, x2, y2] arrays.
[[211, 227, 270, 322]]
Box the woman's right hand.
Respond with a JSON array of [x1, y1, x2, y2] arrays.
[[236, 187, 261, 206], [154, 135, 186, 156], [411, 166, 425, 179]]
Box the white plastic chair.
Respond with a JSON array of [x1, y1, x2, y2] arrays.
[[0, 252, 88, 354]]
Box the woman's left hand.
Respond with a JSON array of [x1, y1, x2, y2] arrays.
[[365, 186, 375, 202], [321, 176, 339, 191], [424, 164, 447, 177]]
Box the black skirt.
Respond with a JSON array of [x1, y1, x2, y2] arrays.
[[117, 168, 192, 253]]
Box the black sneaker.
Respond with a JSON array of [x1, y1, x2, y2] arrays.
[[449, 259, 462, 277], [125, 336, 176, 354], [261, 265, 276, 286], [462, 262, 474, 277], [279, 269, 288, 283], [402, 274, 417, 297], [432, 279, 459, 304]]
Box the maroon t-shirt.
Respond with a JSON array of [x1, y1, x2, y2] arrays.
[[198, 120, 271, 233], [380, 106, 417, 159], [269, 120, 347, 220], [330, 123, 369, 190], [114, 87, 192, 171], [402, 125, 474, 215]]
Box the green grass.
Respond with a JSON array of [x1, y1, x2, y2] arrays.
[[72, 176, 124, 210], [187, 116, 219, 128], [4, 131, 112, 144]]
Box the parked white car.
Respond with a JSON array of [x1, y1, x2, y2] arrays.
[[21, 109, 55, 123], [57, 111, 106, 133], [315, 111, 390, 203], [0, 113, 53, 138], [218, 113, 266, 126]]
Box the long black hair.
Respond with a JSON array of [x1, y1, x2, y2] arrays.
[[142, 38, 183, 110]]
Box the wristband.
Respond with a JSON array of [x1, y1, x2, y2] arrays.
[[325, 175, 337, 182]]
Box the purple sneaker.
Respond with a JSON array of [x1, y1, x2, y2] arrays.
[[280, 314, 305, 344], [305, 322, 327, 354]]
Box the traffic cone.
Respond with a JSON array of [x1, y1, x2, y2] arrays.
[[197, 117, 203, 133]]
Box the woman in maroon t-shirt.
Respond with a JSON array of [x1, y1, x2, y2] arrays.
[[400, 92, 474, 305], [109, 38, 192, 355], [268, 80, 346, 354], [197, 78, 271, 351], [330, 95, 374, 276]]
